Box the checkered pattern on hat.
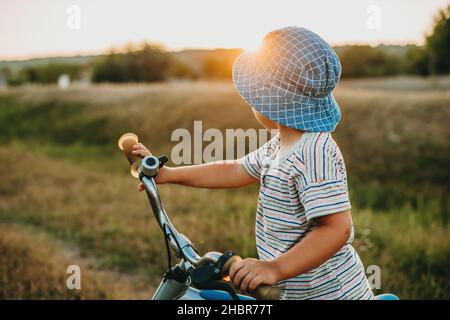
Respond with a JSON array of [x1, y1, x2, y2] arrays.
[[233, 27, 342, 132]]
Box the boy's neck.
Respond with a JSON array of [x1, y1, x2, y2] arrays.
[[277, 124, 305, 147]]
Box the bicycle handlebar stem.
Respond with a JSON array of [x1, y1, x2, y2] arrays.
[[140, 175, 202, 266]]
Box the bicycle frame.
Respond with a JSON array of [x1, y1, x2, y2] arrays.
[[152, 262, 203, 300]]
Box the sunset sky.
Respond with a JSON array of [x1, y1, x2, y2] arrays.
[[1, 0, 448, 60]]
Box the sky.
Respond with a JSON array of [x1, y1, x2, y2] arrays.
[[0, 0, 448, 60]]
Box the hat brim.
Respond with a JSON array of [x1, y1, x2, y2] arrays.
[[232, 52, 341, 132]]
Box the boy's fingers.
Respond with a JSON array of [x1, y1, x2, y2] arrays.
[[133, 143, 147, 150], [132, 143, 151, 157], [248, 275, 263, 291], [137, 183, 144, 192], [132, 150, 148, 157], [233, 267, 250, 288], [240, 272, 255, 293], [229, 260, 245, 279]]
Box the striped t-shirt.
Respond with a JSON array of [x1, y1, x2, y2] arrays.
[[243, 132, 373, 300]]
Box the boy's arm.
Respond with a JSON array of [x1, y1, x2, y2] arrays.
[[156, 160, 257, 188], [272, 210, 352, 279], [230, 211, 352, 292], [133, 143, 257, 190]]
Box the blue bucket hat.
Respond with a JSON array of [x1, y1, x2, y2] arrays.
[[232, 27, 342, 132]]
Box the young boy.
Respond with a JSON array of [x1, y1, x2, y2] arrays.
[[133, 27, 373, 300]]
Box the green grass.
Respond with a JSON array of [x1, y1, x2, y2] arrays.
[[353, 209, 450, 299], [0, 79, 449, 299]]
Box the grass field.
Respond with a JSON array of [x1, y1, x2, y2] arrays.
[[0, 77, 449, 299]]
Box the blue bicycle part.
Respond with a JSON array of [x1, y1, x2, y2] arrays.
[[199, 290, 255, 300], [374, 293, 400, 300]]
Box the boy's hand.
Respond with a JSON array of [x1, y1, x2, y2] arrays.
[[229, 258, 281, 293]]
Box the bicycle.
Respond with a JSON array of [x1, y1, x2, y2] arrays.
[[118, 133, 399, 301]]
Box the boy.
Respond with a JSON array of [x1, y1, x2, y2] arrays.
[[133, 27, 373, 300]]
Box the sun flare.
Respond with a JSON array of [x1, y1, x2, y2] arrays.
[[243, 39, 262, 53]]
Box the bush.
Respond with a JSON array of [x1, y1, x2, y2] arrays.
[[11, 63, 83, 85], [404, 45, 429, 76], [92, 44, 194, 83], [338, 46, 401, 78]]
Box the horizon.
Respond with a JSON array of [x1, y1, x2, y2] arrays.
[[1, 0, 448, 61], [0, 42, 423, 63]]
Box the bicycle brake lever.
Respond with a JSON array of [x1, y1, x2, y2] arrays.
[[189, 251, 240, 300], [158, 155, 168, 168]]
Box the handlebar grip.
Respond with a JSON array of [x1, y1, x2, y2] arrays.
[[222, 255, 280, 300], [251, 284, 281, 300], [118, 133, 142, 178]]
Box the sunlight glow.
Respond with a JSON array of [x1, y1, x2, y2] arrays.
[[243, 38, 263, 53]]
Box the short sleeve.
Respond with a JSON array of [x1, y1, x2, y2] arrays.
[[299, 180, 351, 221], [296, 134, 351, 221], [242, 136, 278, 180]]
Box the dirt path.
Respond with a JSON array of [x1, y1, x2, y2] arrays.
[[0, 222, 155, 299]]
